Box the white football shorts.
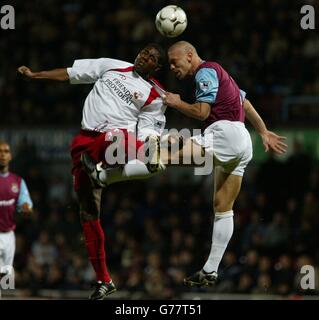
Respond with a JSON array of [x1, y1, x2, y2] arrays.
[[0, 231, 15, 268], [191, 120, 253, 176]]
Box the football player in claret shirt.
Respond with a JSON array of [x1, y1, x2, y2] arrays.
[[163, 41, 287, 287], [0, 141, 33, 277], [17, 44, 167, 299]]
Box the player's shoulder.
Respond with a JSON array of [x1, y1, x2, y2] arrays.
[[196, 61, 221, 74], [103, 58, 133, 70], [195, 61, 224, 82]]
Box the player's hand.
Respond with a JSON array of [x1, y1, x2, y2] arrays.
[[261, 130, 288, 155], [21, 203, 33, 215], [17, 66, 34, 80], [162, 92, 182, 108]]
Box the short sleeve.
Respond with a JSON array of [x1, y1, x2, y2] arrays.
[[195, 68, 219, 104], [67, 58, 131, 84], [17, 179, 33, 210], [239, 89, 246, 103]]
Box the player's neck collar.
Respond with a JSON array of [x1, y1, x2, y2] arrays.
[[194, 60, 206, 75], [133, 69, 149, 80], [0, 171, 9, 177]]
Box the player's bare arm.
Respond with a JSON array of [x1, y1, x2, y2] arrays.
[[163, 92, 211, 121], [17, 66, 69, 81], [243, 99, 288, 155]]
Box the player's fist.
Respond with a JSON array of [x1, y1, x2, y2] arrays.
[[21, 203, 33, 215], [17, 66, 34, 80], [162, 92, 182, 108]]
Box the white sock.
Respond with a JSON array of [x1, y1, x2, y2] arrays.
[[99, 159, 158, 185], [203, 210, 234, 274]]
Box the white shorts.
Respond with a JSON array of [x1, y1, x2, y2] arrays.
[[192, 120, 253, 176], [0, 231, 15, 268]]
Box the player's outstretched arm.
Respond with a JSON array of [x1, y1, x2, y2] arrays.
[[243, 99, 288, 155], [17, 66, 69, 81]]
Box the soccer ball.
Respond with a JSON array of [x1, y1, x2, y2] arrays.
[[155, 5, 187, 38]]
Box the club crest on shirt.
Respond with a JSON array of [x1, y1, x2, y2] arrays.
[[199, 81, 211, 91], [119, 74, 127, 80], [11, 183, 19, 193], [133, 91, 144, 100]]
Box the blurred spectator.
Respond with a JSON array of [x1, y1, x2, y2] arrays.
[[240, 249, 259, 283], [236, 273, 254, 294], [252, 273, 273, 295], [216, 251, 242, 293], [286, 140, 313, 200], [302, 192, 319, 228], [256, 153, 286, 211], [241, 211, 266, 252], [48, 175, 68, 204], [258, 256, 273, 276], [31, 231, 58, 266], [263, 212, 290, 254], [126, 269, 144, 292], [273, 255, 295, 292]]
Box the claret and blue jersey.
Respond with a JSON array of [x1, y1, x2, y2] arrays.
[[194, 61, 246, 127], [0, 172, 33, 232]]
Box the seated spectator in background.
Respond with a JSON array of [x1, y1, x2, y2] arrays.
[[31, 231, 58, 267], [251, 273, 273, 295]]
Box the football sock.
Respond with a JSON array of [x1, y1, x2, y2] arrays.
[[99, 159, 159, 185], [82, 219, 111, 283], [203, 210, 234, 273]]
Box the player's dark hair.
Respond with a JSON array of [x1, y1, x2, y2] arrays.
[[146, 43, 166, 69]]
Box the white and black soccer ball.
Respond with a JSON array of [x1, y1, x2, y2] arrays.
[[155, 5, 187, 38]]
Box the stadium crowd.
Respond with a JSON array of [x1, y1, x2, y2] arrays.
[[1, 0, 319, 127]]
